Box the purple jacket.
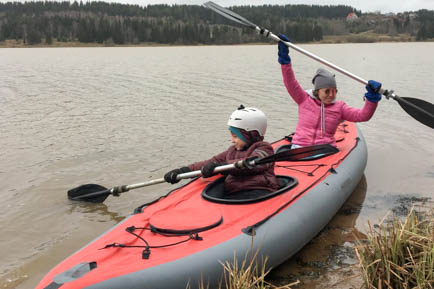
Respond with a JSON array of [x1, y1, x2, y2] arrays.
[[188, 141, 279, 194], [282, 63, 378, 147]]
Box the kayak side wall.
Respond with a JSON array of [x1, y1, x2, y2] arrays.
[[253, 124, 367, 268], [87, 125, 367, 289]]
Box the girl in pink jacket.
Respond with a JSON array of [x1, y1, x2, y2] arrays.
[[278, 34, 382, 148]]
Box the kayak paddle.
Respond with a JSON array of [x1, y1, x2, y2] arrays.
[[203, 1, 434, 130], [67, 144, 338, 203]]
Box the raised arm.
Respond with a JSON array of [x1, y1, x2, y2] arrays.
[[278, 34, 308, 105], [281, 64, 309, 105]]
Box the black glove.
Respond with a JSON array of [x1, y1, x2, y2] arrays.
[[201, 162, 225, 178], [164, 166, 191, 184], [234, 156, 258, 169]]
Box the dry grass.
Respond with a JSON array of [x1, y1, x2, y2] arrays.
[[218, 251, 299, 289], [355, 206, 434, 289], [188, 234, 299, 289]]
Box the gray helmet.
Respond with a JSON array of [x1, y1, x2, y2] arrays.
[[227, 106, 267, 137], [312, 68, 337, 90]]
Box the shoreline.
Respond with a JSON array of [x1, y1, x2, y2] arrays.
[[1, 33, 433, 48]]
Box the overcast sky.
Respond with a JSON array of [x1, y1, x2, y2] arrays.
[[95, 0, 434, 13]]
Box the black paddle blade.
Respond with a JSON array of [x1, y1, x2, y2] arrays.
[[67, 184, 111, 203], [256, 144, 339, 165], [395, 96, 434, 129], [203, 2, 257, 29]]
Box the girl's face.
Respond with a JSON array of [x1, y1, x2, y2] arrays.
[[231, 132, 247, 151], [318, 87, 337, 104]]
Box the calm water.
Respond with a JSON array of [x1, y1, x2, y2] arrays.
[[1, 43, 433, 288]]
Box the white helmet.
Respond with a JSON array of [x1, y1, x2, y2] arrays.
[[227, 106, 267, 136]]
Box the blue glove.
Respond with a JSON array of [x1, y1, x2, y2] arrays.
[[364, 80, 382, 103], [278, 34, 291, 65]]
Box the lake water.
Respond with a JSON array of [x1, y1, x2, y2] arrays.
[[1, 43, 433, 288]]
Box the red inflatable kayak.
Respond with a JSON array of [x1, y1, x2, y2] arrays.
[[36, 121, 366, 289]]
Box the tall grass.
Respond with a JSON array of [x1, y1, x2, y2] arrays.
[[218, 251, 298, 289], [190, 235, 299, 289], [355, 207, 434, 289]]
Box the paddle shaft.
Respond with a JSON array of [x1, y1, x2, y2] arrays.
[[126, 163, 237, 191], [264, 30, 370, 86], [107, 144, 336, 195], [69, 163, 239, 200], [258, 28, 434, 121], [203, 1, 434, 129], [68, 144, 339, 202]]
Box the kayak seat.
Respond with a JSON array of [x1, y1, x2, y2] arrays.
[[201, 175, 298, 204]]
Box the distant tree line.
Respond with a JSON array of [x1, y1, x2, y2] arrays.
[[0, 1, 358, 45], [0, 1, 433, 45]]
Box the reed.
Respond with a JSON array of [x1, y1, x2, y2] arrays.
[[191, 240, 299, 289], [355, 206, 434, 289], [218, 251, 299, 289]]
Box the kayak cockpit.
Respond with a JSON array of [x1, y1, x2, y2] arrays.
[[202, 175, 297, 204]]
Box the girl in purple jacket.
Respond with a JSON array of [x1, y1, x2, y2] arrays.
[[278, 34, 382, 148], [164, 106, 279, 196]]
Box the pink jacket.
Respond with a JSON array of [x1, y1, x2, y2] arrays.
[[281, 64, 378, 147], [188, 141, 279, 194]]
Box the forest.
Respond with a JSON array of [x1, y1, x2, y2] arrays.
[[0, 1, 433, 45]]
